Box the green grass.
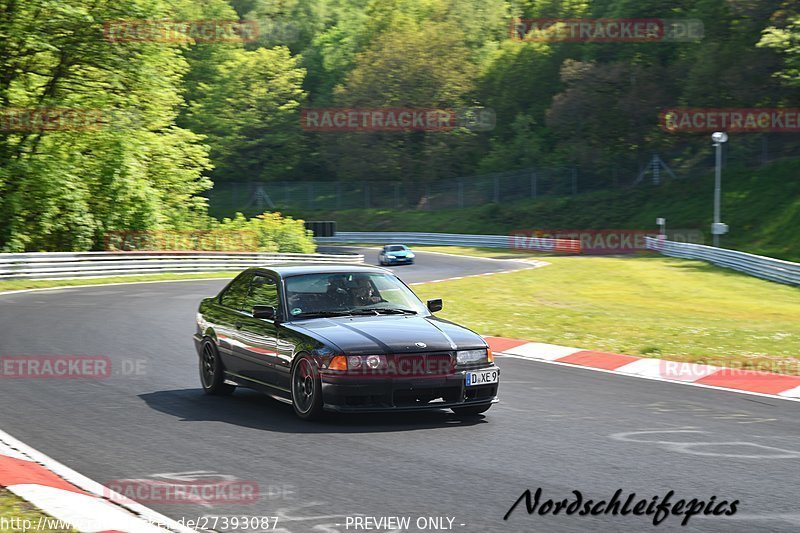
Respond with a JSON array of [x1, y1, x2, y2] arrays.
[[0, 488, 75, 532], [411, 249, 800, 375], [0, 272, 235, 293], [280, 159, 800, 261]]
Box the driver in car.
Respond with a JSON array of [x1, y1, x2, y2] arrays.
[[352, 276, 382, 306]]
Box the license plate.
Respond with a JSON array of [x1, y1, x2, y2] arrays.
[[465, 369, 499, 386]]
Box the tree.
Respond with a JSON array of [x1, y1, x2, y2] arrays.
[[0, 0, 212, 251], [185, 47, 307, 182], [759, 9, 800, 89], [319, 20, 482, 184]]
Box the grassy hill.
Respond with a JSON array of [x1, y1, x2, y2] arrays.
[[284, 160, 800, 262]]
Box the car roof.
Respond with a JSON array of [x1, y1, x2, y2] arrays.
[[248, 264, 391, 278]]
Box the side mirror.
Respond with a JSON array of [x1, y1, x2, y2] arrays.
[[252, 305, 276, 320], [427, 298, 443, 313]]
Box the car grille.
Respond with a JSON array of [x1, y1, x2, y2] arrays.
[[390, 353, 454, 377]]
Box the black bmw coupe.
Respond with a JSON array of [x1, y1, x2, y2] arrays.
[[193, 265, 499, 419]]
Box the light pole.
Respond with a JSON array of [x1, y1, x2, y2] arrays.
[[711, 132, 728, 247]]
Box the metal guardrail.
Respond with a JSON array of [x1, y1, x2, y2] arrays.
[[0, 251, 364, 280], [646, 237, 800, 286], [315, 232, 580, 252]]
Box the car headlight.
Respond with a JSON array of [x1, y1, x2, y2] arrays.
[[456, 349, 489, 365], [407, 253, 415, 258], [328, 354, 388, 371], [386, 254, 396, 258]]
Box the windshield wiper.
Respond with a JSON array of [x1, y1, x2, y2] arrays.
[[373, 308, 417, 315], [347, 308, 417, 315], [293, 311, 353, 319], [294, 308, 419, 319]]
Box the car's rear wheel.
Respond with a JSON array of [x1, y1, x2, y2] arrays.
[[291, 356, 324, 420], [451, 404, 491, 416], [199, 340, 235, 395]]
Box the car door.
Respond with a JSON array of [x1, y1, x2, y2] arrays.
[[236, 273, 282, 387], [214, 272, 254, 375]]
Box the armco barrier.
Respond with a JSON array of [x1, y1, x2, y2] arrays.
[[315, 232, 580, 252], [646, 236, 800, 286], [0, 251, 364, 280]]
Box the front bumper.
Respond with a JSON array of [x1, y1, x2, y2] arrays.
[[385, 256, 414, 264], [320, 365, 499, 412]]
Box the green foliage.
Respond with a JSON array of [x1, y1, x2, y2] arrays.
[[0, 0, 212, 251], [759, 10, 800, 88], [210, 211, 316, 253], [184, 46, 307, 182], [1, 0, 798, 252]]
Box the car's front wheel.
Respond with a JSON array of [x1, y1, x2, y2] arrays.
[[451, 404, 491, 416], [291, 356, 324, 420], [199, 339, 235, 395]]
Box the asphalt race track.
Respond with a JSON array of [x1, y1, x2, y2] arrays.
[[0, 249, 798, 532], [315, 245, 530, 284]]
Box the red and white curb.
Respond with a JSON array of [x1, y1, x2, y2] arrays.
[[485, 337, 800, 402], [0, 429, 194, 533]]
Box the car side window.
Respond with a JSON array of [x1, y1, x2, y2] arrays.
[[219, 272, 253, 311], [246, 275, 280, 312]]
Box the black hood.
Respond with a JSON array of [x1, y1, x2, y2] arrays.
[[286, 315, 485, 355]]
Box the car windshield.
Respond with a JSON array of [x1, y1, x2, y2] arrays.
[[387, 245, 406, 252], [285, 272, 427, 318]]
